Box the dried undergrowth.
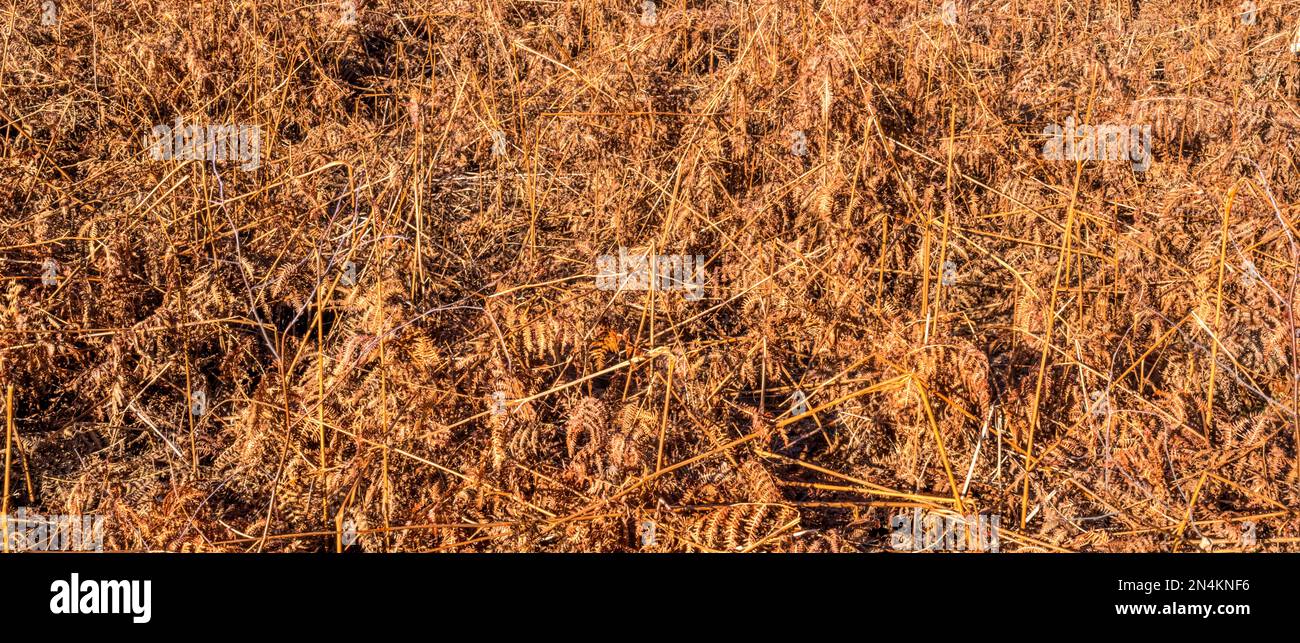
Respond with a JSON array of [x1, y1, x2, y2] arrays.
[[3, 0, 1300, 552]]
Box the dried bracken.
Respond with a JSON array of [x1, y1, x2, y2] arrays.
[[2, 0, 1299, 552]]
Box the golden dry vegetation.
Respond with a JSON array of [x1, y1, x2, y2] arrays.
[[3, 0, 1300, 552]]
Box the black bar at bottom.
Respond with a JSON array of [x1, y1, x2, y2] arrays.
[[0, 553, 1286, 631]]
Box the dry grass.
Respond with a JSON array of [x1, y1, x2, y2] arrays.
[[3, 0, 1300, 552]]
